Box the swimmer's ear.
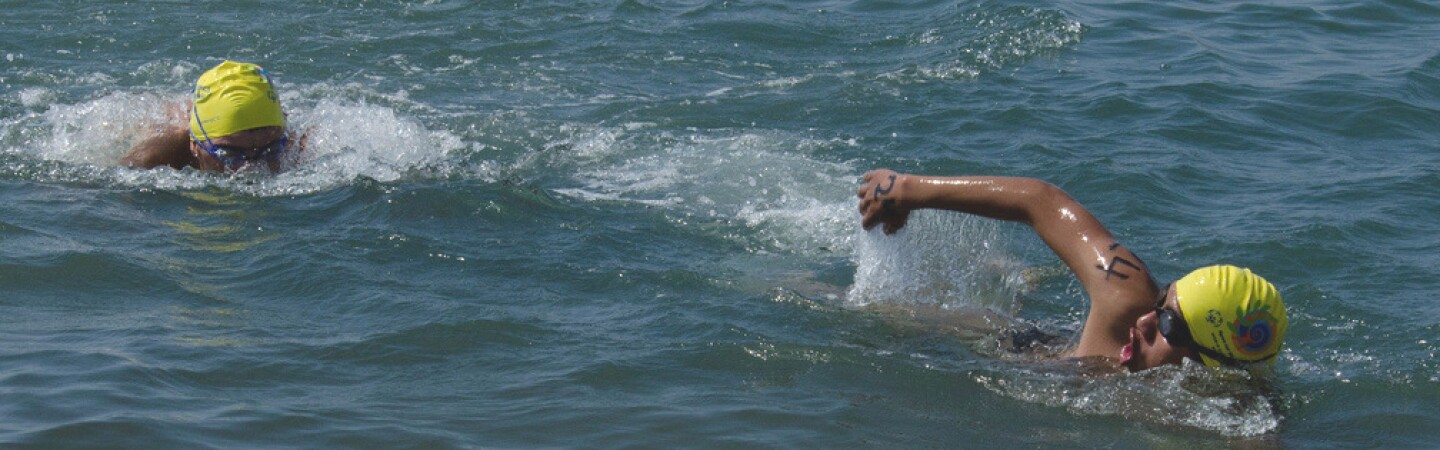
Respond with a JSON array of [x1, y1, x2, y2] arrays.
[[188, 141, 205, 161]]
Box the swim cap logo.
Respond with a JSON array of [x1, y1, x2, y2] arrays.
[[1206, 310, 1223, 327], [1230, 303, 1277, 357]]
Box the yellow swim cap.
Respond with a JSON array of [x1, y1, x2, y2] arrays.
[[189, 61, 285, 141], [1175, 265, 1287, 367]]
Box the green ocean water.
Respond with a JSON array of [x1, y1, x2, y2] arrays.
[[2, 0, 1438, 447]]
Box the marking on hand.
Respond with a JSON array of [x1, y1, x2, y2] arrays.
[[873, 174, 896, 199], [873, 174, 898, 209]]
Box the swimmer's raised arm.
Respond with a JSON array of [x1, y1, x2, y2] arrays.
[[858, 170, 1070, 233], [857, 168, 1159, 359]]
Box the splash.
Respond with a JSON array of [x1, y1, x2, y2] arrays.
[[974, 360, 1283, 436], [278, 97, 465, 186], [16, 91, 173, 166], [846, 210, 1026, 314]]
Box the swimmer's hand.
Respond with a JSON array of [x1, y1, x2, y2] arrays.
[[858, 169, 912, 234]]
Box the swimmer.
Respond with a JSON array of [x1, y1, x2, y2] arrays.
[[857, 169, 1287, 371], [120, 60, 302, 172]]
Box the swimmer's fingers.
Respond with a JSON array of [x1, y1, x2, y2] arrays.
[[861, 207, 882, 231], [882, 209, 909, 235], [858, 170, 881, 200], [859, 193, 880, 230], [860, 202, 909, 234], [857, 170, 887, 227]]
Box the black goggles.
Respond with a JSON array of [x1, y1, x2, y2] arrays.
[[1154, 283, 1249, 367], [195, 135, 288, 168]]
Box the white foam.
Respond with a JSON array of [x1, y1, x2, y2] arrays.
[[25, 91, 173, 166], [17, 88, 55, 109], [286, 97, 461, 182], [551, 128, 859, 255]]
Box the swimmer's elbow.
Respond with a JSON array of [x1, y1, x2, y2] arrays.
[[1013, 180, 1079, 225], [121, 129, 190, 169]]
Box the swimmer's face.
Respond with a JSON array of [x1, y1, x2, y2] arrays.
[[190, 126, 286, 173], [1122, 284, 1196, 371]]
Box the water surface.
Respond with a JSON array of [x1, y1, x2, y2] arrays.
[[2, 0, 1438, 447]]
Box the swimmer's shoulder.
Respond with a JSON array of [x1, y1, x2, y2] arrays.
[[121, 125, 194, 170]]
